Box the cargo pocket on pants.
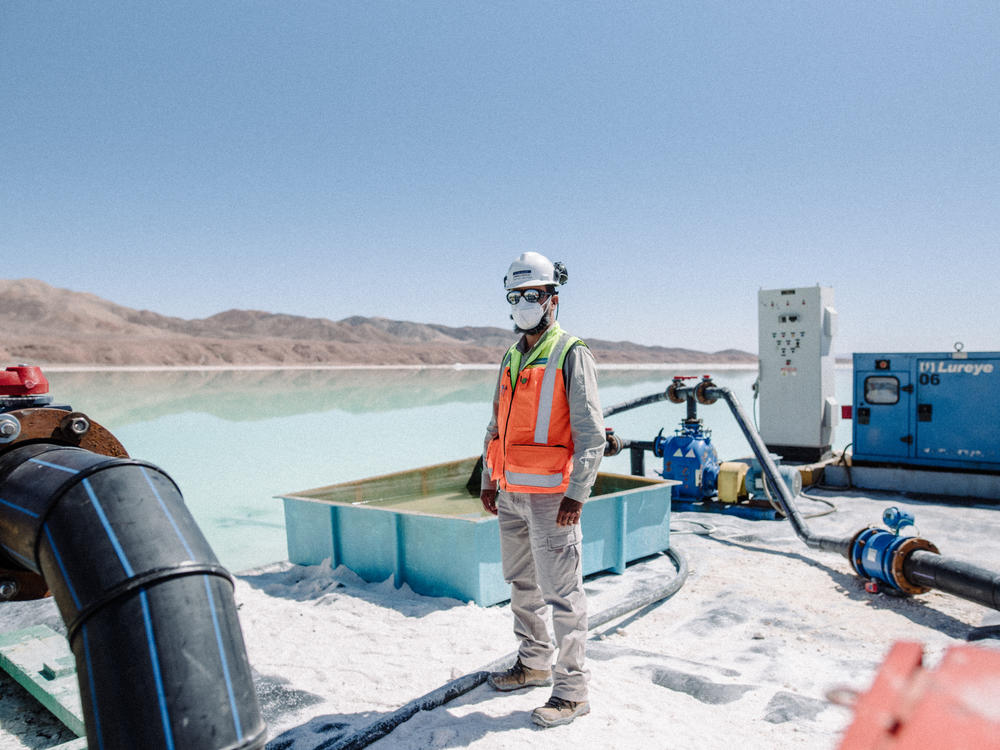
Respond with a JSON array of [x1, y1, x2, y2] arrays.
[[547, 525, 582, 550], [539, 524, 584, 602]]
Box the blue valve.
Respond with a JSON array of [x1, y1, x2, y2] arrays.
[[850, 507, 934, 594]]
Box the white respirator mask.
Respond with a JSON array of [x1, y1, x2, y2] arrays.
[[510, 298, 545, 330], [510, 296, 554, 332]]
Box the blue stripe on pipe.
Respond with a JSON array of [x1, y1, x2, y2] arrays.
[[44, 525, 81, 609], [139, 467, 194, 558], [142, 466, 243, 741], [28, 458, 79, 474], [82, 625, 106, 750], [0, 542, 34, 569], [204, 577, 244, 740], [142, 466, 244, 737], [0, 497, 39, 517], [82, 479, 134, 577], [140, 589, 175, 750]]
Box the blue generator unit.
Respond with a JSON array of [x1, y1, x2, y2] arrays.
[[852, 350, 1000, 472]]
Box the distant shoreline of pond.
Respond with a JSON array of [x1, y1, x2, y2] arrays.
[[38, 360, 855, 373]]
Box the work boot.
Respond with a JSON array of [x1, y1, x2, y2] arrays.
[[531, 695, 591, 727], [487, 658, 552, 692]]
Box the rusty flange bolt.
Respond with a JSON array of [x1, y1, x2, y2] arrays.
[[0, 415, 20, 443], [0, 579, 19, 600], [60, 412, 91, 439]]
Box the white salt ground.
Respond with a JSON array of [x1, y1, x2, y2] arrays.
[[2, 489, 999, 750]]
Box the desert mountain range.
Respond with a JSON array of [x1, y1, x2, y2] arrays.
[[0, 279, 755, 367]]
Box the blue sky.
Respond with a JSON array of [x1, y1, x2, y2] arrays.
[[2, 2, 997, 355]]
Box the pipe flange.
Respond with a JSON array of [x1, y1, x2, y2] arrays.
[[666, 382, 686, 404], [695, 379, 718, 405], [891, 536, 940, 595], [847, 527, 873, 577], [604, 432, 624, 457], [0, 408, 127, 458]]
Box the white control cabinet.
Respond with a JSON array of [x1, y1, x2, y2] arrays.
[[757, 286, 838, 462]]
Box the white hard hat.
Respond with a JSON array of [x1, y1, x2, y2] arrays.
[[504, 252, 568, 290]]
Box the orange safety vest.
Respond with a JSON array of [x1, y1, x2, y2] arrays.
[[486, 325, 584, 494]]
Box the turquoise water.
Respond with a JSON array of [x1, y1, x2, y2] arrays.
[[44, 367, 854, 571]]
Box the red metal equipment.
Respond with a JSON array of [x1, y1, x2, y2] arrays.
[[839, 641, 1000, 749]]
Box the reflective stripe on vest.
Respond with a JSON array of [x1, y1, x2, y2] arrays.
[[533, 332, 576, 444], [504, 468, 564, 488]]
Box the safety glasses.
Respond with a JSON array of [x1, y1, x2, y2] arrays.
[[506, 289, 550, 305]]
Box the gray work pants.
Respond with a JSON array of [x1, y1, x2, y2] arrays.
[[496, 491, 589, 702]]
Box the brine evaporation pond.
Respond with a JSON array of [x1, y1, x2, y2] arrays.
[[45, 367, 854, 572]]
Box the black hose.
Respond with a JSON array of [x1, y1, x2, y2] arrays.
[[710, 386, 851, 557], [588, 547, 689, 630], [273, 547, 688, 750], [0, 443, 266, 750], [816, 443, 854, 491]]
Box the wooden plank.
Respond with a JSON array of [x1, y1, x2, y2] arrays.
[[0, 624, 85, 738]]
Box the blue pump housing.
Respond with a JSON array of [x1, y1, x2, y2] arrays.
[[654, 421, 720, 499], [849, 506, 938, 595], [851, 527, 913, 592]]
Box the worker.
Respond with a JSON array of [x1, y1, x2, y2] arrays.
[[480, 251, 606, 728]]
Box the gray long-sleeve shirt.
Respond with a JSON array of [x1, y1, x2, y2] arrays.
[[481, 328, 606, 501]]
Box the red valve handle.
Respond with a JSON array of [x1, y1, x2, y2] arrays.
[[0, 366, 49, 396]]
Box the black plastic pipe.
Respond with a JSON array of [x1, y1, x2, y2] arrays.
[[0, 443, 266, 750], [709, 385, 852, 557], [904, 549, 1000, 611], [604, 383, 847, 555], [601, 381, 1000, 612], [706, 384, 1000, 610], [602, 390, 670, 418]]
